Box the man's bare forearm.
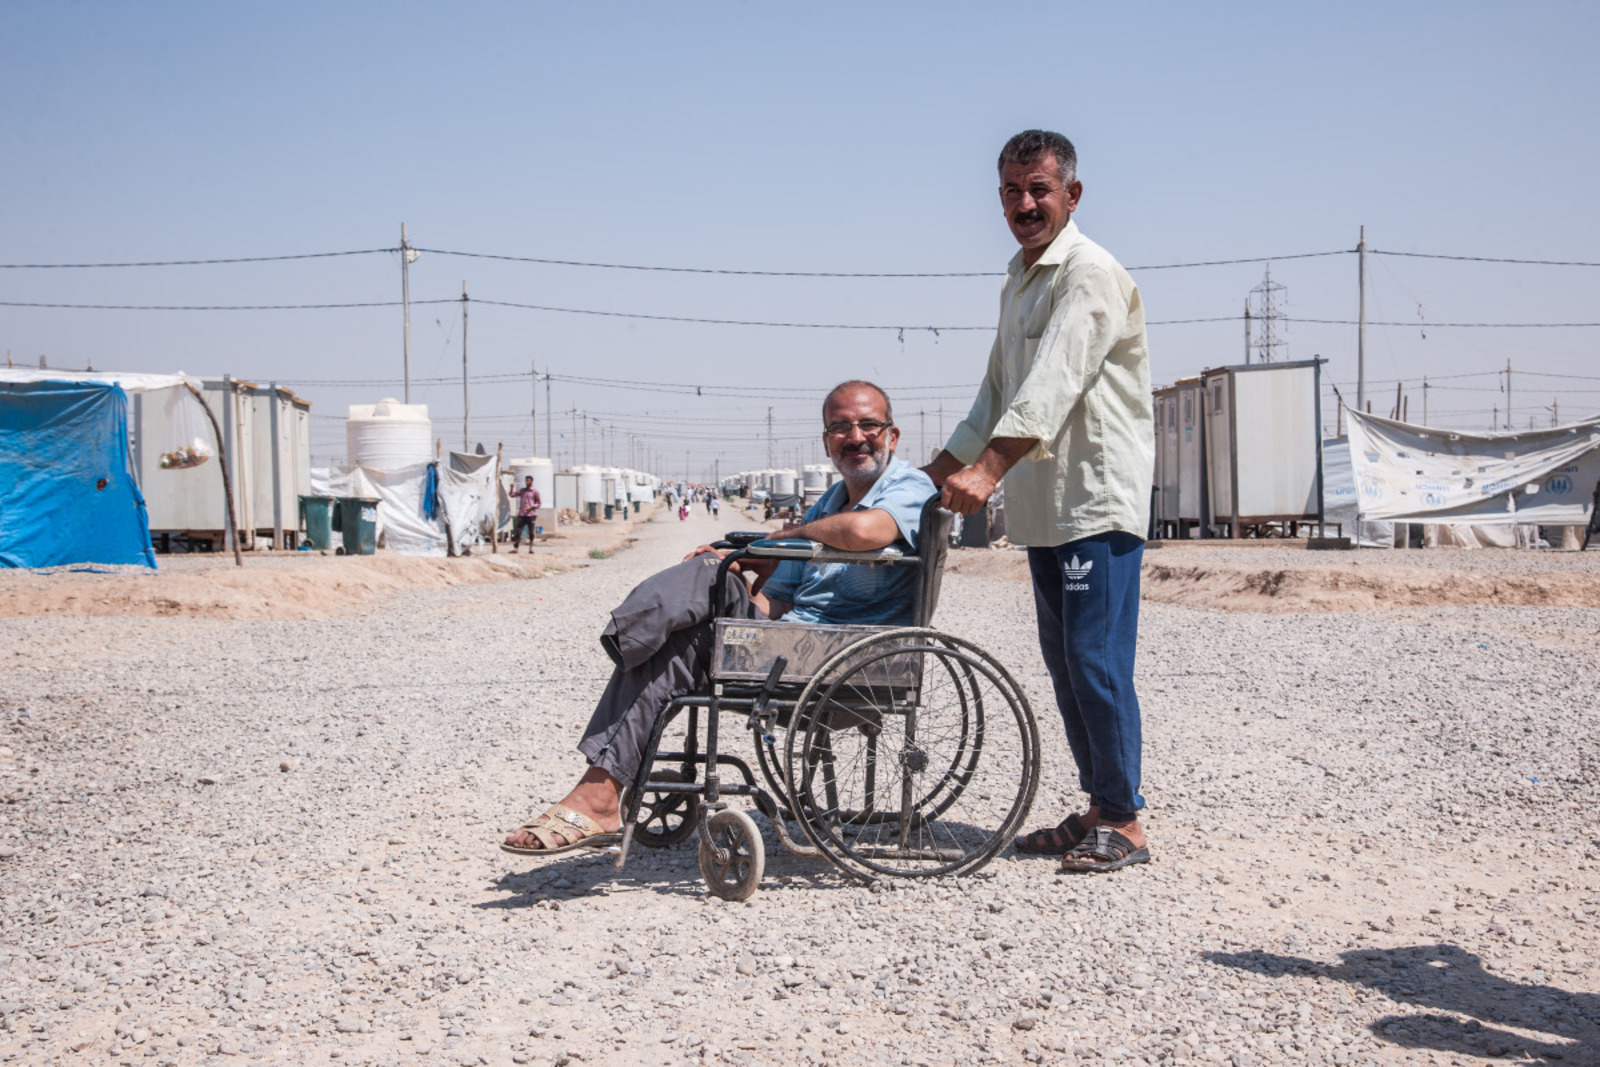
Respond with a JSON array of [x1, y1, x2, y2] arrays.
[[779, 507, 900, 552]]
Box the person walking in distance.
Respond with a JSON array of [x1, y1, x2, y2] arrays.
[[511, 476, 541, 553], [924, 130, 1154, 873]]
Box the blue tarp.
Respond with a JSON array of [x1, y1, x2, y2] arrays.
[[0, 380, 157, 569]]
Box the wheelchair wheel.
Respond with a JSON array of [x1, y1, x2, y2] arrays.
[[785, 629, 1038, 880], [698, 809, 764, 900], [633, 769, 701, 848]]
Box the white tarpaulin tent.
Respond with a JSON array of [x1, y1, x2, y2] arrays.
[[1347, 411, 1600, 526], [1320, 437, 1393, 548], [315, 462, 447, 557], [440, 452, 498, 556]]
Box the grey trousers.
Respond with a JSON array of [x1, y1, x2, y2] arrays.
[[576, 621, 714, 789], [576, 557, 753, 787]]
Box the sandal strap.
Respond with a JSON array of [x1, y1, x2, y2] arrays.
[[545, 803, 603, 837], [1067, 826, 1138, 864]]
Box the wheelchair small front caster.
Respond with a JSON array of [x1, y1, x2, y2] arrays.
[[698, 809, 764, 901]]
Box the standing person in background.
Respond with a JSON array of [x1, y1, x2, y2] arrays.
[[510, 476, 541, 553], [924, 129, 1155, 874]]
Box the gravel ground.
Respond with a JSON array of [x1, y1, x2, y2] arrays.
[[1, 506, 1595, 1067]]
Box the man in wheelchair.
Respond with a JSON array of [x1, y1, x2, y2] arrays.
[[502, 380, 937, 855]]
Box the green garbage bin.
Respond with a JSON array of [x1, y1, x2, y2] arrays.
[[298, 495, 336, 551], [604, 503, 615, 520], [587, 501, 599, 521], [335, 496, 379, 556]]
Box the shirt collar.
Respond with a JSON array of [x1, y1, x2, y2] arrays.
[[1007, 218, 1080, 279]]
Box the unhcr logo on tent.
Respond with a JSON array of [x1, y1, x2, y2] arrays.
[[1062, 555, 1093, 591]]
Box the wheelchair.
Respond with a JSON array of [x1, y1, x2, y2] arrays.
[[613, 496, 1041, 899]]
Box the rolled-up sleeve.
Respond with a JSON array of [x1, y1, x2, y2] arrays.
[[944, 335, 1004, 464], [987, 264, 1129, 462]]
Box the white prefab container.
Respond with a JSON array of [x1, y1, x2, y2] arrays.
[[245, 385, 312, 548], [1152, 387, 1179, 531], [1175, 377, 1206, 528], [347, 398, 431, 471], [1202, 361, 1324, 533], [801, 464, 829, 493], [773, 469, 797, 497], [134, 378, 311, 550]]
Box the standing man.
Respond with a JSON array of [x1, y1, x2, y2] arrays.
[[511, 475, 541, 552], [924, 130, 1154, 873]]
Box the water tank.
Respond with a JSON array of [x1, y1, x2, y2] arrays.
[[507, 457, 554, 505], [569, 464, 604, 505], [773, 469, 797, 497], [347, 399, 432, 471], [801, 464, 829, 493]]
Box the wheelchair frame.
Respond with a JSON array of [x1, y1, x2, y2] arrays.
[[613, 496, 1040, 899]]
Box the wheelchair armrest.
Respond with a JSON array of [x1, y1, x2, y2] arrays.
[[716, 531, 770, 548], [745, 538, 905, 564]]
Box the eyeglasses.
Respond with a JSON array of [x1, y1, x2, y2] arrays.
[[824, 419, 893, 439], [1000, 183, 1066, 205]]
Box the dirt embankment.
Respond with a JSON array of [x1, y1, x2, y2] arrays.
[[946, 542, 1600, 613], [0, 521, 641, 621]]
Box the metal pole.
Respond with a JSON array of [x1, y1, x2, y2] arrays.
[[530, 360, 537, 460], [461, 282, 470, 452], [401, 224, 414, 404], [269, 383, 283, 550], [1423, 377, 1429, 426], [545, 374, 553, 459], [1244, 299, 1252, 364], [1356, 225, 1367, 413], [1505, 358, 1512, 431], [1313, 358, 1326, 536]]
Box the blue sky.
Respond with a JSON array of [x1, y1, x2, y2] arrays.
[[3, 2, 1596, 473]]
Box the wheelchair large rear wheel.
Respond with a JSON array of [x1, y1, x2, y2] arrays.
[[784, 629, 1038, 880]]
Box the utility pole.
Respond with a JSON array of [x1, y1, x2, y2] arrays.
[[1356, 225, 1367, 414], [1244, 299, 1252, 364], [530, 360, 537, 460], [1548, 398, 1559, 427], [400, 223, 415, 404], [545, 374, 553, 459], [461, 282, 470, 451], [919, 408, 926, 464], [1422, 377, 1429, 427], [1505, 359, 1512, 431], [766, 407, 774, 469], [570, 407, 578, 467]]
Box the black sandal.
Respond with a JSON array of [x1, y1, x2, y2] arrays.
[[1014, 813, 1089, 856], [1057, 826, 1150, 873]]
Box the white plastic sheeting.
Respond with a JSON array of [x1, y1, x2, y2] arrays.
[[1347, 411, 1600, 525], [440, 453, 497, 556], [318, 462, 446, 557], [1320, 438, 1393, 548]]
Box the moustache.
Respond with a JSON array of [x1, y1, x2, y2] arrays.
[[1012, 209, 1044, 225]]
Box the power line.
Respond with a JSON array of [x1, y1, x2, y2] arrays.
[[0, 249, 394, 269], [5, 243, 1599, 274], [1371, 249, 1600, 268]]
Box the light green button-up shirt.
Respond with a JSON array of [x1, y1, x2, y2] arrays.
[[945, 220, 1154, 548]]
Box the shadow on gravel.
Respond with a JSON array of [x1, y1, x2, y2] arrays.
[[481, 845, 852, 906], [1206, 943, 1594, 1063]]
